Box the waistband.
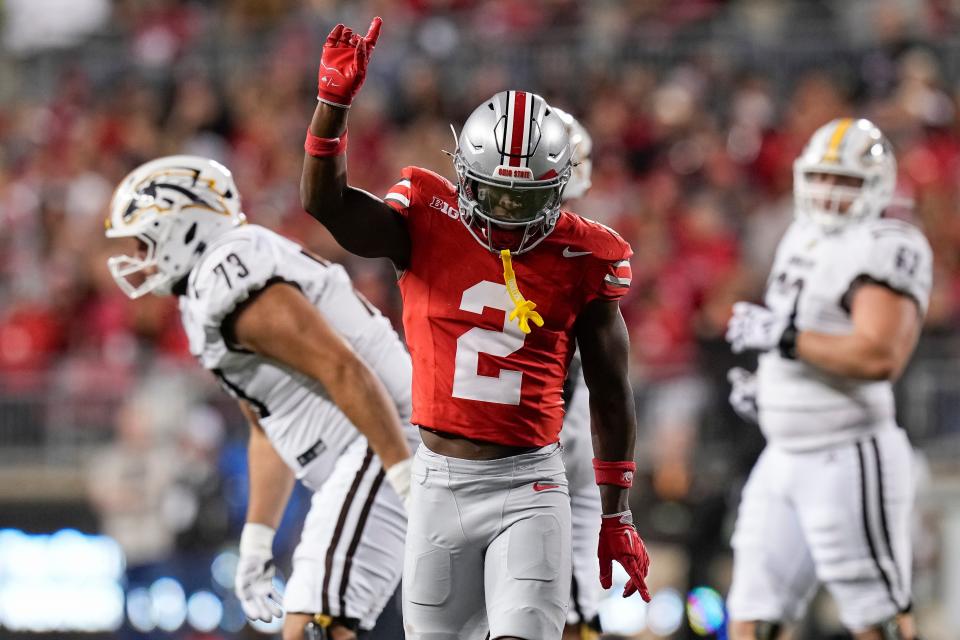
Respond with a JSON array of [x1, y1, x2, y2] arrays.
[[416, 442, 562, 476]]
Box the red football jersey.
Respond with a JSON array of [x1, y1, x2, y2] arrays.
[[383, 166, 632, 447]]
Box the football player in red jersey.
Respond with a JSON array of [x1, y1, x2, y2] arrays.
[[300, 18, 650, 640]]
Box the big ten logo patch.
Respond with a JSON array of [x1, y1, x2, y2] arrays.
[[429, 196, 458, 219]]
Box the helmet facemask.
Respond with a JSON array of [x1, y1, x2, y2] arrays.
[[456, 156, 569, 254], [794, 170, 868, 232], [106, 231, 176, 299]]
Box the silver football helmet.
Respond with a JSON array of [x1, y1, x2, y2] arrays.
[[105, 155, 245, 298], [454, 91, 573, 254], [554, 108, 593, 201], [794, 118, 896, 231]]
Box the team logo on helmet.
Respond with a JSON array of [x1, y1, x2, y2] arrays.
[[105, 156, 244, 299]]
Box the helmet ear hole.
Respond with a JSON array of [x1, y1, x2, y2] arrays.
[[184, 222, 197, 244]]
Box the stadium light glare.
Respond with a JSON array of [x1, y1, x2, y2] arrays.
[[687, 586, 726, 635], [187, 590, 224, 632], [126, 587, 155, 632], [150, 577, 187, 632], [211, 549, 240, 591], [597, 564, 647, 634], [647, 588, 685, 636], [0, 529, 126, 632]]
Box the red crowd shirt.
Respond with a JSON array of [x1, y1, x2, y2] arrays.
[[384, 166, 632, 447]]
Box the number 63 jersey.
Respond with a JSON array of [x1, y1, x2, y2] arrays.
[[384, 166, 632, 448], [757, 217, 932, 451], [178, 224, 414, 489]]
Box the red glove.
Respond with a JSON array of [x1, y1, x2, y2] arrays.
[[599, 511, 651, 601], [317, 17, 382, 108]]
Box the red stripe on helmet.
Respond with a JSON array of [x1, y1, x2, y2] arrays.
[[509, 91, 527, 167]]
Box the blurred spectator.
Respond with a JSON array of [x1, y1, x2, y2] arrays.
[[85, 386, 181, 568]]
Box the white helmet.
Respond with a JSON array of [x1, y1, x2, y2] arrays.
[[454, 91, 573, 254], [105, 155, 245, 298], [793, 118, 896, 232], [554, 108, 593, 201]]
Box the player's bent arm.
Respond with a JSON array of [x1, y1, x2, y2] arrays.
[[300, 103, 411, 265], [575, 299, 638, 515], [239, 401, 296, 529], [796, 284, 922, 381], [230, 282, 412, 469]]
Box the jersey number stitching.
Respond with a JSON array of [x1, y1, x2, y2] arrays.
[[212, 252, 249, 288], [452, 281, 526, 405]]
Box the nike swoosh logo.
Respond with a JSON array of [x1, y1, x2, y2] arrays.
[[562, 247, 591, 258], [533, 482, 560, 492]]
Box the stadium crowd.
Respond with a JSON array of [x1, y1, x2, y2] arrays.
[[1, 2, 960, 622]]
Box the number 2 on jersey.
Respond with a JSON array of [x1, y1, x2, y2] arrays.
[[452, 281, 526, 405]]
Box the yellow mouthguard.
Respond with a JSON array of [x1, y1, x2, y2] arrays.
[[500, 249, 543, 335]]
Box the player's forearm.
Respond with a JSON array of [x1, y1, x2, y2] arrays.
[[590, 385, 637, 515], [301, 103, 349, 217], [324, 360, 411, 469], [796, 330, 901, 380], [246, 424, 296, 529]]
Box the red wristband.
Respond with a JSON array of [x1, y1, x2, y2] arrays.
[[593, 459, 636, 488], [305, 128, 348, 157]]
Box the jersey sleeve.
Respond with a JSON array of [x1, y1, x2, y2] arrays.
[[846, 222, 933, 315], [382, 166, 417, 217], [189, 231, 284, 327], [583, 223, 634, 303]]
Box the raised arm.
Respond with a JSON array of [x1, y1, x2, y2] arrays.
[[575, 299, 651, 601], [300, 18, 410, 266]]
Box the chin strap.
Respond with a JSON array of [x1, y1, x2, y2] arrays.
[[500, 249, 543, 335]]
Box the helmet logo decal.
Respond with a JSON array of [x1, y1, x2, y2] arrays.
[[508, 90, 529, 167], [122, 169, 229, 225], [821, 117, 853, 164], [496, 91, 542, 168]]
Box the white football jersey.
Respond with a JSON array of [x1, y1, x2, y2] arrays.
[[179, 225, 413, 490], [757, 217, 932, 451]]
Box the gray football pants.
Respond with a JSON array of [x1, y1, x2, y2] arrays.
[[402, 442, 572, 640]]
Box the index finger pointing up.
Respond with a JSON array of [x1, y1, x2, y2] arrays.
[[365, 16, 382, 47]]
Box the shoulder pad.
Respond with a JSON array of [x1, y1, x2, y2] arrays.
[[402, 165, 457, 198], [854, 218, 932, 314], [188, 226, 281, 325], [563, 212, 633, 262]]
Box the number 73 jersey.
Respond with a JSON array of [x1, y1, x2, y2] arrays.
[[384, 166, 633, 448], [178, 224, 414, 488], [757, 216, 932, 451]]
